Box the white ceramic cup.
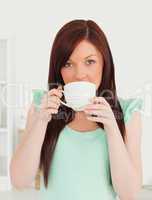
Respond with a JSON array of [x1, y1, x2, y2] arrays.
[[60, 81, 96, 111]]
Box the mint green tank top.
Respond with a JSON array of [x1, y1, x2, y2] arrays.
[[32, 91, 143, 200]]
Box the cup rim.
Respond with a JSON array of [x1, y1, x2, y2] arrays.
[[64, 81, 96, 89]]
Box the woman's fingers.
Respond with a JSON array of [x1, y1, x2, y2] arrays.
[[48, 88, 63, 98], [33, 86, 64, 123], [41, 93, 59, 107], [46, 100, 60, 109]]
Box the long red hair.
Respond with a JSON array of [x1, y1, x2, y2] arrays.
[[39, 19, 126, 188]]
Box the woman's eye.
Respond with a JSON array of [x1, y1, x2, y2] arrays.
[[86, 59, 96, 65], [64, 62, 72, 68]]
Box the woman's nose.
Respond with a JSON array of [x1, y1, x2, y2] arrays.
[[75, 67, 87, 80]]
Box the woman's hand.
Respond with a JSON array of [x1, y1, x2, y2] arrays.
[[84, 96, 118, 132], [35, 85, 63, 123], [26, 85, 63, 132]]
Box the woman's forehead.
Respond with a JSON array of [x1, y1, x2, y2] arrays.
[[68, 40, 101, 61]]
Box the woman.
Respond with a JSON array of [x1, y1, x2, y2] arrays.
[[10, 19, 143, 200]]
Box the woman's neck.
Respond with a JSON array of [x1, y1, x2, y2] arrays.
[[68, 111, 99, 132]]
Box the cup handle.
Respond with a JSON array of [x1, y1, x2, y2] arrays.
[[59, 90, 71, 108]]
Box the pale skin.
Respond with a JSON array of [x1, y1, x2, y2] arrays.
[[60, 40, 143, 199]]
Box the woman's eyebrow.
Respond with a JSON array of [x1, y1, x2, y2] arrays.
[[84, 54, 97, 59], [68, 54, 97, 62]]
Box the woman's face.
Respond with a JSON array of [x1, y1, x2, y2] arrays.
[[60, 40, 104, 89]]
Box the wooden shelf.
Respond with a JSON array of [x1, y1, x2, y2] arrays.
[[35, 169, 41, 190]]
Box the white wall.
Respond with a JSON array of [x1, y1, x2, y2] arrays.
[[0, 0, 152, 185]]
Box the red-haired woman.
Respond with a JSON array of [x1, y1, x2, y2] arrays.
[[10, 19, 143, 200]]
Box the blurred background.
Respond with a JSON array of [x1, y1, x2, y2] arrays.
[[0, 0, 152, 199]]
